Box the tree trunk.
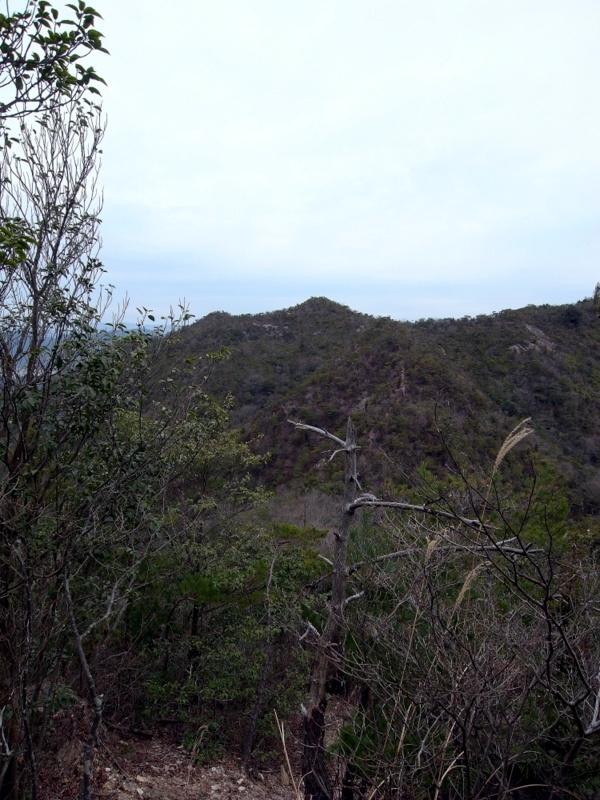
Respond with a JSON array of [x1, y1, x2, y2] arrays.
[[302, 699, 330, 800], [65, 581, 103, 800], [291, 418, 359, 800]]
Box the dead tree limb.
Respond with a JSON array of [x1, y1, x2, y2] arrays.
[[290, 417, 360, 800], [349, 495, 487, 530]]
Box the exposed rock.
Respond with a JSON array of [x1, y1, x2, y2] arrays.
[[509, 323, 556, 355]]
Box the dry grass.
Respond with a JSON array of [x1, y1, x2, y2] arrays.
[[491, 418, 533, 479]]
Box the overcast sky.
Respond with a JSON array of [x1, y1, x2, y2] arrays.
[[96, 0, 600, 322]]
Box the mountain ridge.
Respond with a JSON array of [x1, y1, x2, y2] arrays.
[[164, 295, 600, 512]]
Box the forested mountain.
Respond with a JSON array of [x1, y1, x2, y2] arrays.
[[3, 5, 599, 799], [169, 294, 600, 513]]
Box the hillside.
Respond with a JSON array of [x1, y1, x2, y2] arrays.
[[166, 295, 600, 513], [161, 297, 371, 419]]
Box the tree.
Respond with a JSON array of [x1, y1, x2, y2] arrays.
[[290, 418, 600, 800], [0, 98, 103, 800], [0, 1, 106, 124], [0, 94, 212, 797], [288, 419, 360, 800], [0, 6, 109, 795], [0, 6, 265, 799]]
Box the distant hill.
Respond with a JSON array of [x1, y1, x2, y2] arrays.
[[162, 297, 371, 417], [162, 296, 600, 514]]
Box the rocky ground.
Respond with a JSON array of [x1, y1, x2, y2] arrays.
[[38, 704, 300, 800], [96, 740, 298, 800]]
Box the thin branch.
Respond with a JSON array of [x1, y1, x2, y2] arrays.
[[288, 420, 348, 449], [348, 496, 490, 530], [586, 668, 600, 736], [343, 591, 365, 609], [347, 541, 544, 576], [299, 622, 321, 642], [317, 554, 333, 568]]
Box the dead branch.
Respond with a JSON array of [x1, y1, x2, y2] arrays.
[[349, 495, 489, 530], [288, 420, 348, 450]]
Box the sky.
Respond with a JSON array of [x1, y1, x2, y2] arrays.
[[95, 0, 600, 322]]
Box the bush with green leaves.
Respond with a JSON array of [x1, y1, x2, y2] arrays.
[[125, 522, 324, 766]]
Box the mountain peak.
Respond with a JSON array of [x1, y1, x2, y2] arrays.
[[284, 296, 370, 319]]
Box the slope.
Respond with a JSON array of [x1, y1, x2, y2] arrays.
[[166, 295, 600, 513]]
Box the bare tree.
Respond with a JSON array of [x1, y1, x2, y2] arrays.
[[290, 418, 600, 800], [290, 418, 360, 800]]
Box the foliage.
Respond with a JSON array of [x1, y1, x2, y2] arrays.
[[0, 6, 272, 796], [163, 294, 600, 517], [0, 0, 107, 124], [127, 522, 320, 765]]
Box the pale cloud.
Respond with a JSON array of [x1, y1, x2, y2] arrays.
[[97, 0, 600, 319]]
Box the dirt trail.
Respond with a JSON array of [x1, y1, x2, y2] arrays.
[[39, 707, 299, 800], [96, 738, 297, 800]]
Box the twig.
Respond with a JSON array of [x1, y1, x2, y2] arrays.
[[343, 591, 365, 609], [274, 710, 302, 800], [65, 579, 103, 800], [299, 622, 321, 642], [97, 734, 131, 780]]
